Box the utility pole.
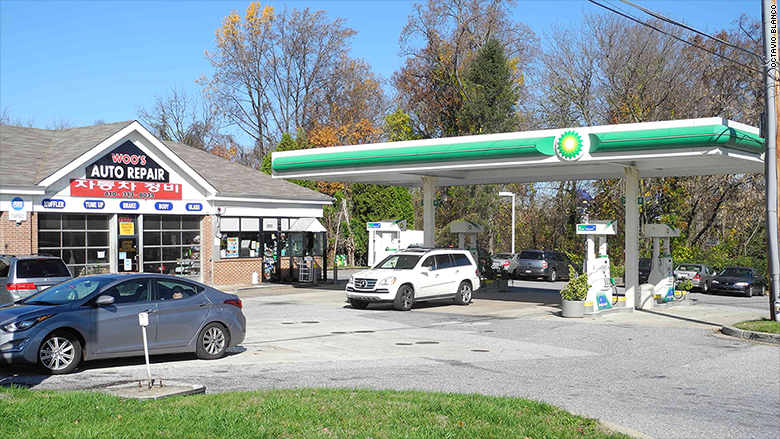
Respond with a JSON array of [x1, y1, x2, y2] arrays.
[[761, 0, 779, 321]]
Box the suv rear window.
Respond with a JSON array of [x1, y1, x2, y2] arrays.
[[518, 250, 543, 260], [16, 259, 71, 278]]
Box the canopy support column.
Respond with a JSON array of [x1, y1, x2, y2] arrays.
[[422, 176, 437, 247], [624, 166, 640, 310]]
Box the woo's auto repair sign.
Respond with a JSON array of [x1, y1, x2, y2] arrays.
[[86, 141, 169, 182]]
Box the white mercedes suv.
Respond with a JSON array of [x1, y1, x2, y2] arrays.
[[345, 248, 480, 311]]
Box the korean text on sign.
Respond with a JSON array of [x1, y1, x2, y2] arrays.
[[70, 179, 182, 200]]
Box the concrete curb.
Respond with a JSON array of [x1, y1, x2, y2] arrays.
[[721, 326, 780, 345]]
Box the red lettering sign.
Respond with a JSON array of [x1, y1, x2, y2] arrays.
[[70, 179, 182, 200]]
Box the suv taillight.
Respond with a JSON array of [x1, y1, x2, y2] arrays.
[[6, 282, 37, 291], [693, 273, 700, 280], [542, 261, 548, 269], [502, 261, 510, 267], [224, 299, 242, 309]]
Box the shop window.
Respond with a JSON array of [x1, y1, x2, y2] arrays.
[[38, 213, 110, 276], [313, 233, 325, 256], [143, 215, 200, 277], [219, 217, 264, 259]]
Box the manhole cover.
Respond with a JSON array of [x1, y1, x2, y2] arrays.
[[354, 330, 375, 333], [415, 341, 439, 345], [395, 342, 413, 346], [471, 349, 490, 353]]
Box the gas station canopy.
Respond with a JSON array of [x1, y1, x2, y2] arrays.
[[272, 118, 764, 185], [271, 117, 765, 312]]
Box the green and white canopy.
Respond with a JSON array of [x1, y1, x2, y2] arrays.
[[272, 117, 765, 311], [272, 118, 764, 185]]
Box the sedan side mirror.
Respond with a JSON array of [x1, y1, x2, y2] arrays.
[[95, 295, 115, 306]]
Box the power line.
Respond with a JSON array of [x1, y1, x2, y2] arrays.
[[586, 0, 765, 77], [616, 0, 763, 60]]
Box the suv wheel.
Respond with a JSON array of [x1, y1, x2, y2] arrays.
[[38, 330, 82, 374], [454, 281, 472, 305], [547, 269, 558, 282], [349, 298, 369, 309], [393, 285, 414, 311]]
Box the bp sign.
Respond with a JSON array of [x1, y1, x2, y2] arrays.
[[554, 130, 589, 162]]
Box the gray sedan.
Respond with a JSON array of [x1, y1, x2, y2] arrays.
[[0, 274, 246, 374]]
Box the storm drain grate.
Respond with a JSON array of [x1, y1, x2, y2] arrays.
[[395, 342, 414, 346], [302, 321, 320, 324], [471, 349, 490, 353], [354, 330, 375, 333], [281, 322, 295, 325], [331, 331, 349, 334], [415, 341, 439, 345]]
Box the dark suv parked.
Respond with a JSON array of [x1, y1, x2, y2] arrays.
[[0, 255, 72, 306], [514, 250, 576, 282]]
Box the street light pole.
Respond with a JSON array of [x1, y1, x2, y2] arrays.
[[498, 192, 516, 253]]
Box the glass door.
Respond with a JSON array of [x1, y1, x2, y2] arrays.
[[117, 215, 139, 272]]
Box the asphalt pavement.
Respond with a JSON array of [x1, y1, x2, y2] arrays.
[[1, 280, 778, 439]]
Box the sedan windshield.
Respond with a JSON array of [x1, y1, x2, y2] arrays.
[[22, 277, 113, 305], [375, 254, 421, 270], [719, 268, 752, 278]]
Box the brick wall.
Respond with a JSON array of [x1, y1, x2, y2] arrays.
[[201, 215, 213, 285], [0, 211, 38, 255], [213, 258, 265, 285]]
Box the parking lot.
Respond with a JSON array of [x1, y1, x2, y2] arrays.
[[2, 280, 778, 439]]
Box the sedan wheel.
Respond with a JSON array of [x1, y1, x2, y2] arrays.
[[393, 285, 414, 311], [454, 281, 472, 305], [196, 323, 228, 360], [745, 286, 753, 298], [38, 331, 81, 375]]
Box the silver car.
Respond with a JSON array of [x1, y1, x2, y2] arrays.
[[674, 264, 715, 293], [0, 255, 73, 306], [0, 274, 246, 374]]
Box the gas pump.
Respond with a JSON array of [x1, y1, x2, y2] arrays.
[[576, 221, 617, 310], [450, 221, 485, 262], [366, 220, 423, 267], [643, 224, 680, 302]]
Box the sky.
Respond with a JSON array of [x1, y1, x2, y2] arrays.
[[0, 0, 763, 134]]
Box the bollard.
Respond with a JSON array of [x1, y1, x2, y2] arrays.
[[138, 312, 153, 389]]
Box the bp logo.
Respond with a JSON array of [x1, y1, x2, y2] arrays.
[[555, 130, 587, 161]]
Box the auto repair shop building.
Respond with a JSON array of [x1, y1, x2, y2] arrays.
[[0, 121, 332, 285]]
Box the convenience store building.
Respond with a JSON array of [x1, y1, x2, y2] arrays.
[[0, 121, 332, 285]]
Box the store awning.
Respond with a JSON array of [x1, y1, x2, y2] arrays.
[[288, 218, 327, 233]]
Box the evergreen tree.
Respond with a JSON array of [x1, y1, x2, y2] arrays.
[[458, 37, 520, 135]]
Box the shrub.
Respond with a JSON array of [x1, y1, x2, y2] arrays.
[[560, 266, 589, 301]]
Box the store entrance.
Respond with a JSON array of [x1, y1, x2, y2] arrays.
[[117, 215, 139, 272]]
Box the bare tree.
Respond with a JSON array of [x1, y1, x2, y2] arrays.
[[200, 2, 357, 159]]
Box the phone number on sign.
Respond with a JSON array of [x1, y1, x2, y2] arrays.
[[104, 191, 157, 198]]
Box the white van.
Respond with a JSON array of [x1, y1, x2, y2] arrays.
[[345, 248, 480, 311]]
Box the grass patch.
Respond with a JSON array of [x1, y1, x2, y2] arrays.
[[734, 319, 780, 334], [0, 386, 630, 439]]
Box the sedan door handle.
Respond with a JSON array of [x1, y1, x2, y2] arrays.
[[143, 308, 157, 314], [198, 302, 209, 307]]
